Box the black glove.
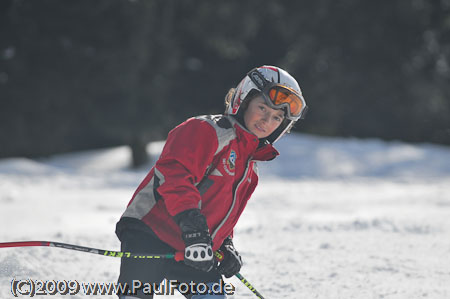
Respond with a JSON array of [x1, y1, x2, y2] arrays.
[[217, 236, 243, 278], [173, 209, 214, 272]]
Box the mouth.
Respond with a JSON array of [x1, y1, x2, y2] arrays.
[[255, 123, 265, 133]]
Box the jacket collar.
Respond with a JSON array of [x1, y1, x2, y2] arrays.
[[253, 141, 279, 161]]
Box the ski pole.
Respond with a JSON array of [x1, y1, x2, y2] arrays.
[[0, 240, 184, 260], [1, 241, 266, 298], [214, 251, 266, 299], [234, 273, 265, 299]]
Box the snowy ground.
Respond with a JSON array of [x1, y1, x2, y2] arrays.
[[1, 133, 449, 298]]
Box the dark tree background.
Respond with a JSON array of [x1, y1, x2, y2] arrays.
[[1, 0, 449, 167]]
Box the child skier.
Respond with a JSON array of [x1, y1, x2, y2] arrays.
[[115, 65, 308, 299]]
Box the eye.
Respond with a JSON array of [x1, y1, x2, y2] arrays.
[[258, 105, 266, 111], [273, 115, 282, 122]]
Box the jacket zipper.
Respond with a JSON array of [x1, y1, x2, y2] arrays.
[[211, 158, 252, 240]]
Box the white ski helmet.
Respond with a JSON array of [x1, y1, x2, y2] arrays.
[[226, 65, 308, 143]]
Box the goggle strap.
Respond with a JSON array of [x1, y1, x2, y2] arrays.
[[270, 120, 295, 144], [247, 69, 267, 90]]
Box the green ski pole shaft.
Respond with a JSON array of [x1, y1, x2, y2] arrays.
[[235, 272, 266, 299], [0, 240, 183, 260], [214, 251, 266, 298]]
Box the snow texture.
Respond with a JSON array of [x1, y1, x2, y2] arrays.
[[1, 133, 449, 298]]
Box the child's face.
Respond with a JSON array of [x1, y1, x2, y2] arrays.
[[244, 96, 285, 139]]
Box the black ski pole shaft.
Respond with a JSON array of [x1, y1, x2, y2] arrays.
[[0, 240, 183, 260]]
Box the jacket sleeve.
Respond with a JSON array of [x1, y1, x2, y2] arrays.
[[154, 118, 219, 216]]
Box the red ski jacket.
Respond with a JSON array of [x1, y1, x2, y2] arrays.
[[117, 115, 279, 251]]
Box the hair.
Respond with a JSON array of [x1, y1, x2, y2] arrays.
[[224, 88, 235, 110]]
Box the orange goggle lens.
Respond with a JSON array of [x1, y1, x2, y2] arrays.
[[268, 87, 304, 117]]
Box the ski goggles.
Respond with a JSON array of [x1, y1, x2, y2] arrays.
[[247, 68, 308, 120]]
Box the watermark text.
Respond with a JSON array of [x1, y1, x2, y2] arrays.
[[11, 278, 235, 296]]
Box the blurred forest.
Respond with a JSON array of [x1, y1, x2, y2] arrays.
[[1, 0, 449, 167]]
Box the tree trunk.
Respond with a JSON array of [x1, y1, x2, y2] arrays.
[[130, 135, 149, 169]]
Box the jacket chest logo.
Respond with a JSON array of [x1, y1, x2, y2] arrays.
[[222, 150, 236, 176]]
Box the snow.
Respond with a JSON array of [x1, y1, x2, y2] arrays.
[[1, 133, 449, 298]]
